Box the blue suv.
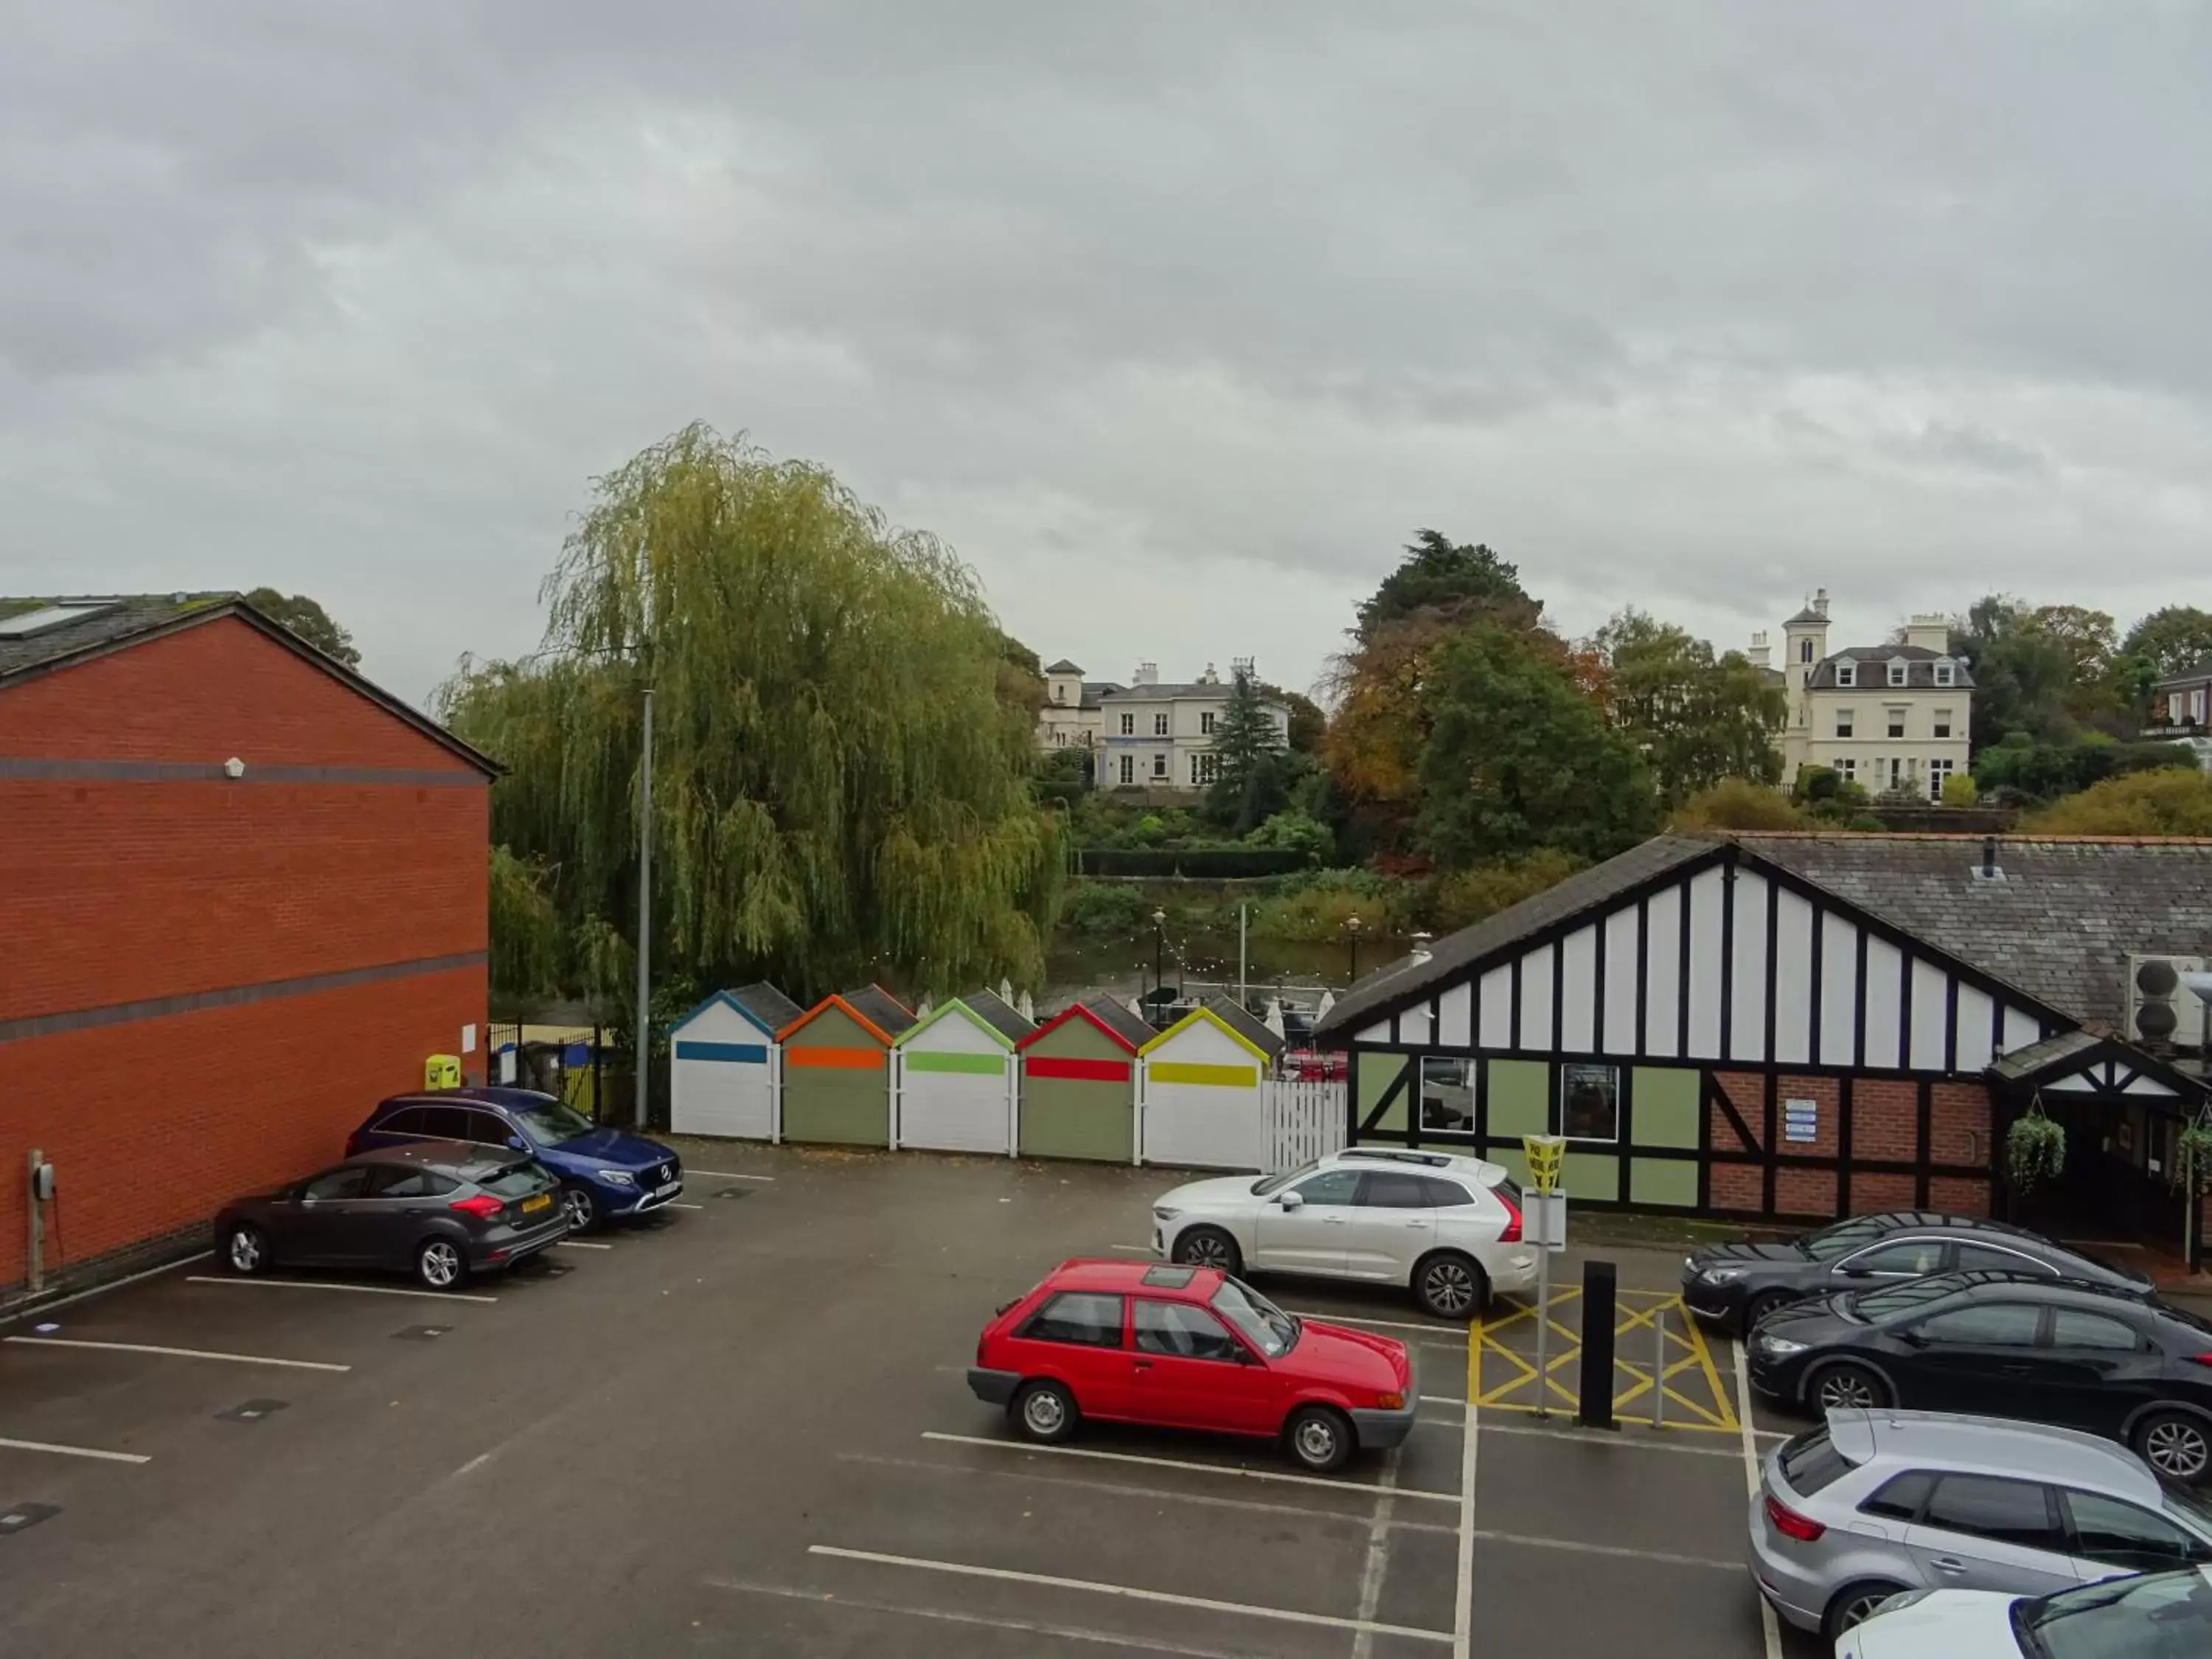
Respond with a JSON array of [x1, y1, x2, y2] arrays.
[[347, 1088, 683, 1234]]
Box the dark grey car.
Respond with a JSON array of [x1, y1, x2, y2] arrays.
[[215, 1142, 569, 1291]]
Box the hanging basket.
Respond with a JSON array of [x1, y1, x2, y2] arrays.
[[2006, 1099, 2066, 1194], [2174, 1107, 2212, 1200]]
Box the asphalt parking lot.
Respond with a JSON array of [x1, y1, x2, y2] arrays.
[[0, 1145, 1826, 1658]]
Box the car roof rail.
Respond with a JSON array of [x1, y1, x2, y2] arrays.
[[1337, 1149, 1453, 1169]]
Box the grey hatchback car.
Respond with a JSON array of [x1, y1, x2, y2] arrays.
[[215, 1141, 568, 1291], [1747, 1409, 2212, 1643]]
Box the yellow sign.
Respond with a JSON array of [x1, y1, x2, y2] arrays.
[[424, 1054, 462, 1091], [1523, 1133, 1565, 1195]]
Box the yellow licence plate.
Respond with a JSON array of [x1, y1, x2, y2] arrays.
[[521, 1193, 552, 1214]]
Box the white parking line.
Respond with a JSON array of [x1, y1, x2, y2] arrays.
[[0, 1435, 150, 1465], [0, 1251, 211, 1328], [919, 1431, 1457, 1504], [555, 1240, 615, 1251], [1734, 1340, 1785, 1659], [807, 1545, 1454, 1645], [686, 1170, 773, 1181], [186, 1275, 498, 1304], [1455, 1362, 1477, 1659], [1472, 1528, 1739, 1571], [5, 1336, 349, 1373], [710, 1576, 1280, 1659]]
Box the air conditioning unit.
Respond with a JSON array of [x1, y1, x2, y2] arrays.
[[2125, 954, 2208, 1050]]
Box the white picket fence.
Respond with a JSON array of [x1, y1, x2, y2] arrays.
[[1264, 1079, 1347, 1172]]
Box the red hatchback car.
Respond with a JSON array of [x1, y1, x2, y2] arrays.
[[967, 1259, 1416, 1472]]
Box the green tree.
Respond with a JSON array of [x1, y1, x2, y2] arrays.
[[1354, 529, 1541, 643], [1414, 624, 1660, 867], [2025, 768, 2212, 836], [1206, 664, 1289, 834], [1593, 609, 1787, 804], [2023, 604, 2122, 727], [2121, 605, 2212, 681], [438, 424, 1062, 1004], [244, 586, 361, 668], [1257, 681, 1327, 753], [993, 630, 1046, 719], [1950, 596, 2076, 748], [1670, 779, 1806, 832]]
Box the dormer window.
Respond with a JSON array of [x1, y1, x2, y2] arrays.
[[1933, 660, 1955, 686], [1834, 659, 1856, 688], [1888, 658, 1909, 686]]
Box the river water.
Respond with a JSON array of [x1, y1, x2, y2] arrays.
[[1044, 928, 1412, 1005]]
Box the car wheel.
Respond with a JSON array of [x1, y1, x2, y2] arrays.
[[2134, 1411, 2212, 1486], [1806, 1361, 1889, 1414], [1413, 1251, 1488, 1321], [416, 1237, 470, 1292], [1012, 1380, 1079, 1444], [1284, 1405, 1354, 1473], [1822, 1580, 1909, 1643], [1172, 1226, 1242, 1277], [1742, 1290, 1792, 1332], [224, 1224, 271, 1276], [560, 1183, 601, 1235]]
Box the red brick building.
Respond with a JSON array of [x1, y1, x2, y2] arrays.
[[1319, 832, 2212, 1270], [0, 595, 496, 1295]]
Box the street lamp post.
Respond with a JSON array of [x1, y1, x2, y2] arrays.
[[1346, 913, 1363, 987], [1152, 909, 1167, 1026]]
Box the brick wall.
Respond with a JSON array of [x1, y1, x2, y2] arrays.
[[0, 615, 490, 1293], [0, 967, 484, 1289], [0, 614, 468, 769], [1930, 1081, 1994, 1171], [1851, 1078, 1921, 1166]]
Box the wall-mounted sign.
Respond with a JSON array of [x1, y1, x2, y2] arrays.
[[1783, 1097, 1819, 1144]]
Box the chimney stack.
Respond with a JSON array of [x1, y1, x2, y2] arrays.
[[1747, 630, 1770, 669], [1813, 587, 1829, 619]]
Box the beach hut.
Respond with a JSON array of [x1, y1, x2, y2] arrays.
[[1137, 997, 1286, 1171], [891, 990, 1034, 1155], [1014, 996, 1153, 1163], [669, 982, 804, 1141], [776, 986, 915, 1146]]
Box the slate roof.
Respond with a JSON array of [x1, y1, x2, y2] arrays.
[[1316, 834, 1720, 1036], [1071, 993, 1159, 1052], [1099, 681, 1237, 703], [1806, 644, 1972, 692], [1043, 658, 1084, 675], [962, 988, 1035, 1043], [1741, 834, 2212, 1034], [0, 591, 499, 774], [727, 982, 804, 1036], [1200, 995, 1285, 1057], [1987, 1029, 2102, 1082], [1316, 830, 2212, 1043], [1077, 681, 1123, 709], [1783, 604, 1829, 626], [841, 984, 917, 1040], [2152, 656, 2212, 689]]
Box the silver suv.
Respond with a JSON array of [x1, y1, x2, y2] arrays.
[[1747, 1410, 2212, 1642]]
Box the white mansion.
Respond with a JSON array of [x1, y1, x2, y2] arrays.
[[1035, 658, 1290, 793]]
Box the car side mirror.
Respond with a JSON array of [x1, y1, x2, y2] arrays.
[[1277, 1191, 1304, 1211], [507, 1135, 527, 1152], [1896, 1327, 1928, 1348]]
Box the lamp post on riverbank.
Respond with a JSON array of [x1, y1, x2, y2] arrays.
[[1346, 913, 1363, 987], [1152, 908, 1167, 1026]]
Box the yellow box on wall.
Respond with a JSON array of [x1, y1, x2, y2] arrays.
[[423, 1054, 462, 1091]]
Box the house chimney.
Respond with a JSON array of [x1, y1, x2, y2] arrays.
[[1904, 613, 1950, 653], [1133, 661, 1159, 686], [1813, 588, 1829, 619], [1747, 630, 1770, 670], [1981, 837, 1997, 878]]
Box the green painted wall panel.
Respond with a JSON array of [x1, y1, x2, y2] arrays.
[[783, 1068, 888, 1145], [788, 1004, 880, 1051], [905, 1051, 1005, 1076], [1630, 1158, 1698, 1208], [1020, 1077, 1133, 1161], [1488, 1060, 1550, 1138], [1030, 1018, 1125, 1062], [1562, 1151, 1618, 1201], [1631, 1067, 1700, 1150], [1490, 1146, 1531, 1189], [1358, 1053, 1409, 1133]]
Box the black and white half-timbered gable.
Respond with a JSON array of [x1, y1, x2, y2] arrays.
[[1315, 832, 2212, 1267]]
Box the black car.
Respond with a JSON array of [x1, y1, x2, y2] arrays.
[[1682, 1211, 2149, 1335], [215, 1142, 570, 1292], [1747, 1271, 2212, 1485]]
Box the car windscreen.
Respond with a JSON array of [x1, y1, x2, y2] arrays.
[[1776, 1427, 1858, 1497], [1251, 1160, 1317, 1198], [512, 1100, 596, 1146], [1211, 1278, 1298, 1358], [2015, 1568, 2212, 1658], [479, 1162, 553, 1198], [1848, 1276, 1972, 1321]]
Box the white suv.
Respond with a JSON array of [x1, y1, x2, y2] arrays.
[[1150, 1149, 1539, 1320]]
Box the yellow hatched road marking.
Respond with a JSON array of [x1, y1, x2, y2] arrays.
[[1467, 1289, 1739, 1430]]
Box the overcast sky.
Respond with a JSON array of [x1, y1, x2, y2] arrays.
[[4, 2, 2208, 706]]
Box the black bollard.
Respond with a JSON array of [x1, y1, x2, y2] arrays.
[[1579, 1259, 1618, 1429]]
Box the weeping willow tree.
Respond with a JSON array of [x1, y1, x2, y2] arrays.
[[441, 425, 1064, 1006]]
